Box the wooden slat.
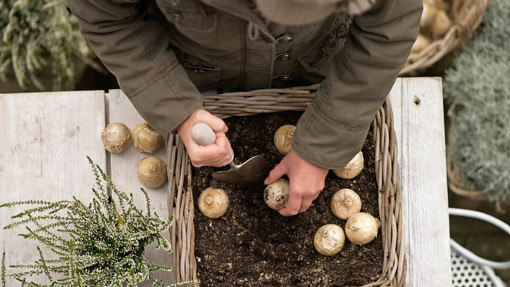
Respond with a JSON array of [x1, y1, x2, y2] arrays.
[[0, 91, 107, 285], [390, 78, 452, 286], [106, 90, 175, 286]]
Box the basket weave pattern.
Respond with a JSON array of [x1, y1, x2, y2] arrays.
[[166, 86, 405, 286], [400, 0, 489, 76]]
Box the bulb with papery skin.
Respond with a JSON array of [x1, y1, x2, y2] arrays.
[[137, 156, 167, 188], [345, 212, 381, 245], [198, 187, 229, 219], [314, 224, 345, 256], [333, 151, 364, 179], [264, 179, 289, 210], [132, 122, 163, 153], [331, 188, 362, 220], [274, 125, 296, 155], [101, 122, 131, 153], [411, 34, 432, 54], [431, 9, 452, 38]]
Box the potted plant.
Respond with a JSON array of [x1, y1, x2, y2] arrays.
[[0, 0, 100, 92], [443, 0, 510, 214], [0, 157, 196, 286]]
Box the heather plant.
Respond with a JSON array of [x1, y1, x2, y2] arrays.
[[0, 0, 99, 91], [443, 0, 510, 205], [0, 157, 197, 286]]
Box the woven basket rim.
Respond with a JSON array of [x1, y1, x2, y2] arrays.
[[400, 0, 489, 76], [166, 85, 405, 286]]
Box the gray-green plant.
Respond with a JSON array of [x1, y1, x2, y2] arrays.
[[443, 0, 510, 205], [0, 157, 197, 286], [0, 0, 98, 91]]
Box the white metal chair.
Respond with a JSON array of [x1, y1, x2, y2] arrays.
[[450, 208, 510, 287]]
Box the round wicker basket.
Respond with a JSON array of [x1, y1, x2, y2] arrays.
[[165, 85, 405, 286], [446, 114, 484, 198], [447, 158, 484, 198], [400, 0, 490, 76]]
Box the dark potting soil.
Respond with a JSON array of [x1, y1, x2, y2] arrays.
[[191, 111, 383, 287]]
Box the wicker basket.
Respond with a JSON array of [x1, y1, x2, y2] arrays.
[[447, 158, 484, 197], [400, 0, 489, 76], [446, 114, 484, 198], [166, 85, 405, 286]]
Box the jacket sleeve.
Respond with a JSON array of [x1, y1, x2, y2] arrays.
[[292, 0, 422, 170], [67, 0, 203, 136]]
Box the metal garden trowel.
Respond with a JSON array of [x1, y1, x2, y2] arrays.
[[191, 123, 270, 186]]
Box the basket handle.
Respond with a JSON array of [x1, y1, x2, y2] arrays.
[[449, 208, 510, 269]]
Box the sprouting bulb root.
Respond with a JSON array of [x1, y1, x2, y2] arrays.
[[314, 224, 345, 256], [198, 187, 229, 219], [345, 212, 381, 245]]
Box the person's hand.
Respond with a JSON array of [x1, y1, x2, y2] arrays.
[[176, 109, 233, 167], [264, 150, 329, 216]]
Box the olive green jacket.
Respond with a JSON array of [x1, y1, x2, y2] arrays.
[[67, 0, 422, 169]]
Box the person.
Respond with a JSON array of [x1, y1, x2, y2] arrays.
[[67, 0, 422, 216]]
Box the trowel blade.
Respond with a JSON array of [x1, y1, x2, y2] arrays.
[[212, 155, 270, 186]]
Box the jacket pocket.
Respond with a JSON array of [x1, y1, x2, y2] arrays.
[[156, 0, 217, 32], [183, 63, 222, 92], [298, 15, 352, 73], [174, 48, 222, 91]]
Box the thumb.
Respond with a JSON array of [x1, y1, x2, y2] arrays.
[[264, 162, 287, 185]]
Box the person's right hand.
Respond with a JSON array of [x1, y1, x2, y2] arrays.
[[176, 109, 233, 167]]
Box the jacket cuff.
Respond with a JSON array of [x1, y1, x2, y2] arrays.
[[127, 63, 203, 137], [292, 94, 370, 170]]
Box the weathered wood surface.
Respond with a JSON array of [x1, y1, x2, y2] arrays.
[[389, 77, 452, 286], [0, 90, 173, 286], [106, 90, 174, 285], [0, 78, 451, 286], [0, 91, 107, 285]]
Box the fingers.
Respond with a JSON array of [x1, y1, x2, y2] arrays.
[[280, 178, 317, 216], [279, 191, 302, 216], [267, 151, 328, 216], [191, 133, 232, 167], [264, 162, 287, 185], [279, 191, 317, 216], [194, 109, 228, 133], [299, 196, 315, 213], [177, 109, 233, 167]]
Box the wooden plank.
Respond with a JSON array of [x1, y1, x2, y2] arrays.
[[390, 78, 452, 286], [0, 91, 106, 285], [106, 90, 175, 285]]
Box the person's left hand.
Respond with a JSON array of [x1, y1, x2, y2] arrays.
[[264, 150, 329, 216]]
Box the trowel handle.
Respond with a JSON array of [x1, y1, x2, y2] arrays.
[[191, 123, 235, 165], [191, 123, 216, 145]]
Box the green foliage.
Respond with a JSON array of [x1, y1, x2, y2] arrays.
[[0, 0, 93, 91], [443, 0, 510, 204], [0, 157, 198, 286], [1, 252, 5, 287]]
